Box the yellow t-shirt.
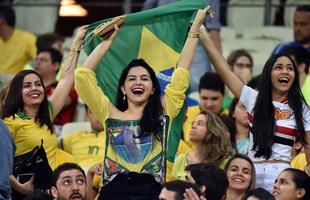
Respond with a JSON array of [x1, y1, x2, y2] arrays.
[[60, 131, 106, 171], [291, 152, 307, 171], [4, 112, 58, 169], [0, 29, 37, 74]]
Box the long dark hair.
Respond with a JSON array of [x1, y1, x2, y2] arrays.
[[116, 59, 164, 137], [252, 53, 307, 159], [2, 70, 54, 133], [281, 168, 310, 200]]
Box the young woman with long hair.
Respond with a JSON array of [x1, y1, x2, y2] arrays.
[[272, 168, 310, 200], [172, 111, 232, 180], [74, 7, 210, 200], [224, 154, 256, 200], [199, 24, 310, 192], [2, 26, 87, 195], [229, 98, 250, 155]]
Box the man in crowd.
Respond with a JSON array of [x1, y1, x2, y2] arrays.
[[0, 6, 36, 74], [272, 5, 310, 54], [51, 163, 87, 200], [185, 163, 228, 200], [159, 180, 202, 200]]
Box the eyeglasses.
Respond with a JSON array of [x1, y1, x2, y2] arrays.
[[234, 63, 252, 68]]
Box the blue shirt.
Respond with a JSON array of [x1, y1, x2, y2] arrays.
[[272, 41, 310, 55], [0, 119, 15, 200]]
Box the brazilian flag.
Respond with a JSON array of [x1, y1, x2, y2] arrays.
[[83, 0, 206, 180]]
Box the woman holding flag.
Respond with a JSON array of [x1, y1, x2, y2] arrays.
[[75, 6, 210, 200]]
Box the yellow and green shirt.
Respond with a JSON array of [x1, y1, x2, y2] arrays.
[[75, 67, 189, 184], [4, 112, 58, 169]]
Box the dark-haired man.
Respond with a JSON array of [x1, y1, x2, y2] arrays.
[[185, 163, 228, 200], [159, 180, 202, 200], [51, 163, 87, 200], [0, 6, 37, 74], [272, 5, 310, 54]]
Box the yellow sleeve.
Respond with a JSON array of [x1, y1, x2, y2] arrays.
[[92, 174, 102, 192], [75, 68, 110, 124], [291, 152, 307, 171], [171, 153, 187, 181], [3, 117, 16, 138], [163, 68, 189, 120], [54, 148, 73, 170]]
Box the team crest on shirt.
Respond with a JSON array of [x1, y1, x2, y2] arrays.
[[275, 108, 292, 120]]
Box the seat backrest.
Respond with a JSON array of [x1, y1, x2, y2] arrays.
[[242, 26, 293, 42], [227, 0, 279, 34], [14, 0, 58, 34], [60, 122, 91, 138]]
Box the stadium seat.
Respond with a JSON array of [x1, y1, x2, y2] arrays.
[[14, 0, 59, 34], [242, 26, 293, 42], [227, 0, 280, 34], [60, 121, 91, 138]]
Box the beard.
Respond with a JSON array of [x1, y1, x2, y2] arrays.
[[57, 192, 86, 200], [295, 35, 310, 44]]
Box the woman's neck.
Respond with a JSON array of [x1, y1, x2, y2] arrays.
[[23, 106, 39, 118], [225, 188, 245, 200], [191, 143, 205, 163], [124, 103, 145, 120], [235, 122, 249, 140]]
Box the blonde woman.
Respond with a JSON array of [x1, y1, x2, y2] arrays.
[[172, 111, 232, 180]]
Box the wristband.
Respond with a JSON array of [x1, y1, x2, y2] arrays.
[[188, 32, 199, 38], [69, 48, 80, 53]]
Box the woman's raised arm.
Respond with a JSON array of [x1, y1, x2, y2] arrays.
[[177, 6, 210, 70], [49, 25, 88, 117], [199, 25, 244, 98], [83, 25, 119, 71]]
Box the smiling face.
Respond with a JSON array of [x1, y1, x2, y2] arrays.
[[226, 158, 253, 192], [22, 73, 45, 108], [121, 66, 154, 107], [271, 56, 296, 99], [189, 113, 208, 143], [52, 169, 87, 200], [272, 171, 304, 200]]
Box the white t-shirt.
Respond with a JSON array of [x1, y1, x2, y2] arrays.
[[239, 85, 310, 162]]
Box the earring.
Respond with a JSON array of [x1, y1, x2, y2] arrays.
[[123, 93, 126, 104]]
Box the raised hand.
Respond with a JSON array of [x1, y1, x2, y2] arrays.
[[184, 188, 207, 200], [72, 25, 89, 49], [190, 6, 212, 33]]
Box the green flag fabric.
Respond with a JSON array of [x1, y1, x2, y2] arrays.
[[82, 0, 206, 176]]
